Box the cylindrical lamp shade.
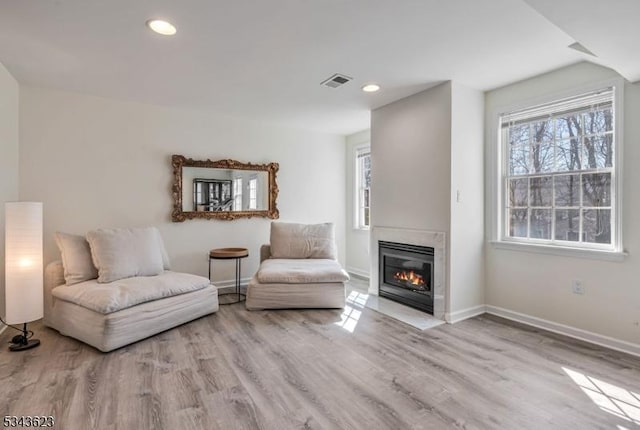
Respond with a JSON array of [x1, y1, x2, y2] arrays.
[[5, 202, 43, 324]]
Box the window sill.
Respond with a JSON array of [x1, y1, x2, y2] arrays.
[[490, 240, 627, 262], [353, 226, 370, 232]]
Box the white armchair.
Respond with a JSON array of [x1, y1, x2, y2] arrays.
[[246, 222, 349, 310]]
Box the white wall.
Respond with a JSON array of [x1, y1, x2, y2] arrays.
[[449, 83, 485, 316], [485, 62, 640, 345], [345, 129, 370, 278], [18, 87, 346, 284], [371, 82, 452, 232], [0, 62, 19, 319]]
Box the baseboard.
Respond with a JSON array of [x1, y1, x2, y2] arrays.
[[486, 305, 640, 358], [446, 305, 487, 324], [346, 267, 370, 280], [213, 277, 252, 289]]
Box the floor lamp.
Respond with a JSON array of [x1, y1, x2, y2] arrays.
[[4, 202, 43, 351]]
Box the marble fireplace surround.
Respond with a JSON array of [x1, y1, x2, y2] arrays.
[[370, 226, 446, 321]]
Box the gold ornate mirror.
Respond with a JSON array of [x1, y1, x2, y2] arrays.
[[171, 155, 279, 221]]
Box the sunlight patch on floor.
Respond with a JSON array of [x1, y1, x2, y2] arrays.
[[334, 291, 368, 333], [563, 367, 640, 426]]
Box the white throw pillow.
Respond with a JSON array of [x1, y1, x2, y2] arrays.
[[55, 232, 99, 285], [87, 227, 165, 283], [270, 222, 337, 259]]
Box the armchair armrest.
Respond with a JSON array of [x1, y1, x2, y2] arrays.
[[260, 245, 271, 263], [43, 261, 65, 327]]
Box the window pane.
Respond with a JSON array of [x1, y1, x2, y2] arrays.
[[555, 115, 581, 140], [363, 155, 372, 188], [532, 119, 553, 143], [583, 134, 613, 169], [531, 141, 554, 173], [583, 108, 613, 135], [530, 209, 552, 239], [356, 147, 371, 229], [583, 209, 611, 244], [530, 177, 552, 207], [509, 144, 530, 175], [554, 174, 580, 207], [509, 124, 530, 146], [582, 173, 611, 207], [509, 178, 528, 207], [556, 138, 582, 171], [555, 209, 580, 241], [509, 209, 528, 238]]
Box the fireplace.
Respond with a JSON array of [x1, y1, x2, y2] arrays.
[[378, 241, 434, 314]]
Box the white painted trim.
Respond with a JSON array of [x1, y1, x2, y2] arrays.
[[490, 240, 627, 262], [346, 267, 370, 280], [445, 305, 486, 324], [486, 305, 640, 358], [212, 276, 252, 289], [613, 79, 624, 254]]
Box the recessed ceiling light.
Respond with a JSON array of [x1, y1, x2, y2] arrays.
[[146, 19, 177, 36], [362, 84, 380, 93]]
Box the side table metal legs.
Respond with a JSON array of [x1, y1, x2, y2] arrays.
[[209, 248, 249, 305], [235, 257, 242, 302]]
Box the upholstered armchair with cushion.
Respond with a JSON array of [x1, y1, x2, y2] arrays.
[[246, 222, 349, 310], [44, 227, 218, 352]]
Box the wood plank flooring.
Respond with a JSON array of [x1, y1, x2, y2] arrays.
[[1, 301, 639, 429]]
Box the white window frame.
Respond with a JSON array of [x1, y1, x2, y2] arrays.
[[248, 176, 257, 210], [489, 78, 626, 261], [354, 144, 371, 230], [233, 177, 243, 211]]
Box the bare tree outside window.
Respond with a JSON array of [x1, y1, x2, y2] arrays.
[[502, 88, 616, 248]]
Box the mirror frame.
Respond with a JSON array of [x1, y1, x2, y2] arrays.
[[171, 155, 280, 222]]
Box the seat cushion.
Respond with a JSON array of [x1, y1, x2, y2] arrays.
[[52, 271, 211, 314], [257, 259, 349, 284]]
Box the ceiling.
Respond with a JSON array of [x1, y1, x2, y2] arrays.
[[0, 0, 637, 135]]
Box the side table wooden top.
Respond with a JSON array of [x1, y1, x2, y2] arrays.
[[210, 247, 249, 258]]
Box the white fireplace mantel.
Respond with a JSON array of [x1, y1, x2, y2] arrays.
[[370, 226, 446, 321]]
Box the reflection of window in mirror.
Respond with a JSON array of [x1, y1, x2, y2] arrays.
[[249, 176, 258, 209], [194, 181, 203, 211], [233, 177, 243, 211]]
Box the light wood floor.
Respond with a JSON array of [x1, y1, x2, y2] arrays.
[[1, 301, 639, 430]]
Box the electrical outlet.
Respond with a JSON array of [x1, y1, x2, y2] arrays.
[[571, 280, 585, 295]]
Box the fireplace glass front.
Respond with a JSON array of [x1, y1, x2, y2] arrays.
[[379, 241, 434, 314]]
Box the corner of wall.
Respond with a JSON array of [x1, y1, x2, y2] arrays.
[[0, 61, 20, 319], [449, 82, 486, 315]]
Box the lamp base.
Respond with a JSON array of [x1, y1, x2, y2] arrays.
[[9, 338, 40, 351]]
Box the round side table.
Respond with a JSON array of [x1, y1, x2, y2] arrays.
[[209, 247, 249, 304]]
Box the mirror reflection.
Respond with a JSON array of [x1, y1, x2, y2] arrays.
[[183, 167, 269, 212]]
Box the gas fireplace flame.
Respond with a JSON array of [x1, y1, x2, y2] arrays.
[[394, 270, 425, 287]]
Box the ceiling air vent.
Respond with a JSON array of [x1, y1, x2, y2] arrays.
[[321, 73, 353, 88]]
